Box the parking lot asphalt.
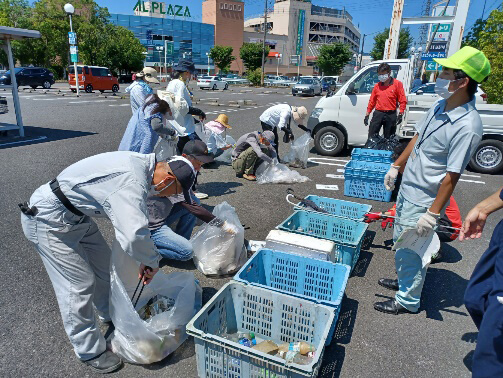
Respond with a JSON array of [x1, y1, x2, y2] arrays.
[[0, 82, 500, 377]]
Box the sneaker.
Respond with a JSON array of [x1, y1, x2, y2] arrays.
[[194, 192, 209, 200], [243, 174, 257, 181], [83, 350, 123, 374], [430, 250, 442, 264]]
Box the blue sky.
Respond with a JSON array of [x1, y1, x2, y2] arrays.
[[65, 0, 502, 52]]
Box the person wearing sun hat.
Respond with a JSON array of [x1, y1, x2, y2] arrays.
[[375, 46, 490, 315], [126, 67, 160, 114], [204, 114, 234, 158], [232, 130, 277, 181]]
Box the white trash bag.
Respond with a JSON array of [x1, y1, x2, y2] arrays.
[[153, 135, 177, 162], [214, 135, 236, 163], [191, 202, 246, 276], [110, 240, 202, 364], [282, 132, 313, 169], [256, 158, 311, 184]]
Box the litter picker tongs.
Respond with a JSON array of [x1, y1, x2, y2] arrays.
[[285, 188, 330, 215], [131, 266, 153, 309], [364, 212, 462, 234]]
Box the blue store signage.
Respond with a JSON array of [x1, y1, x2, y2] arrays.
[[421, 51, 446, 61]]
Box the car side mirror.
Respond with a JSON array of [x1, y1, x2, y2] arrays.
[[416, 90, 423, 95], [329, 83, 337, 92], [346, 82, 356, 95]]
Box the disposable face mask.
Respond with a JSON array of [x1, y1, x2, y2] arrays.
[[434, 77, 461, 99], [149, 177, 175, 197], [378, 74, 389, 82]]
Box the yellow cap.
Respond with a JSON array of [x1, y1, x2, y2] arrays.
[[434, 46, 491, 83]]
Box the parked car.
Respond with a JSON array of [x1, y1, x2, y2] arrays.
[[0, 67, 54, 89], [68, 65, 120, 93], [321, 76, 339, 91], [307, 58, 503, 174], [196, 76, 229, 90], [292, 77, 322, 96], [409, 82, 487, 104]]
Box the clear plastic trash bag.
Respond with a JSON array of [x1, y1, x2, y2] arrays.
[[153, 135, 177, 162], [191, 202, 246, 276], [282, 132, 313, 168], [214, 135, 236, 163], [256, 158, 311, 184], [110, 240, 202, 364]]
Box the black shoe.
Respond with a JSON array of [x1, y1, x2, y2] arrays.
[[431, 250, 442, 264], [236, 173, 243, 178], [83, 351, 123, 374], [374, 299, 414, 315], [378, 278, 399, 291]]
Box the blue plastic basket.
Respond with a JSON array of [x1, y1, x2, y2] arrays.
[[344, 160, 393, 202], [277, 211, 368, 270], [295, 195, 372, 221], [186, 281, 335, 378], [351, 148, 393, 163], [234, 249, 350, 345]]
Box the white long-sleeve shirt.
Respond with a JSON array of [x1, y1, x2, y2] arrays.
[[166, 79, 195, 135], [52, 151, 161, 268], [259, 104, 292, 131]]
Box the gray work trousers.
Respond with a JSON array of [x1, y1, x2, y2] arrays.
[[20, 184, 110, 361]]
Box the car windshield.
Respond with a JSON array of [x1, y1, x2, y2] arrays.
[[202, 76, 212, 79], [4, 68, 24, 75], [298, 78, 314, 84], [68, 66, 83, 74]]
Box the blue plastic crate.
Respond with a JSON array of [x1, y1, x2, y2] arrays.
[[351, 148, 393, 163], [234, 249, 350, 345], [186, 281, 335, 378], [295, 195, 372, 221], [277, 211, 368, 270], [344, 160, 393, 202]]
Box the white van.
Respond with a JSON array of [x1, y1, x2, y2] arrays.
[[307, 59, 503, 173]]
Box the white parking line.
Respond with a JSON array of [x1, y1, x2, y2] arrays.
[[309, 157, 349, 162], [31, 97, 70, 101], [461, 173, 481, 178], [316, 184, 339, 191], [326, 174, 345, 179], [308, 158, 346, 167], [68, 99, 116, 103], [109, 103, 130, 107], [459, 179, 485, 184]]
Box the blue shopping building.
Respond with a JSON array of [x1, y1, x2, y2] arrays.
[[109, 14, 215, 71]]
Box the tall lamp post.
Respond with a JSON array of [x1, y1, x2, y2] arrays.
[[206, 52, 210, 75], [275, 53, 282, 77], [64, 3, 79, 96]]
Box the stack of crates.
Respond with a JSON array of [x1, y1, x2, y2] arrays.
[[187, 196, 370, 377], [344, 148, 394, 202]]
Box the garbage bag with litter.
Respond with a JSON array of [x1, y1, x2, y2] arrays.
[[153, 135, 177, 162], [110, 240, 202, 364], [214, 135, 236, 163], [282, 132, 313, 168], [256, 158, 311, 184], [191, 202, 246, 276]]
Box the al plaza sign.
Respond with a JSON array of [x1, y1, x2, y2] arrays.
[[133, 1, 191, 17]]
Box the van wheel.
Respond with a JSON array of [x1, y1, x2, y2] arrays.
[[42, 81, 51, 89], [469, 139, 503, 174], [314, 126, 345, 156], [224, 83, 228, 90], [112, 84, 119, 93], [85, 84, 93, 93]]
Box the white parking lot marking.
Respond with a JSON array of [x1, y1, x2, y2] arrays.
[[459, 179, 485, 184], [326, 174, 345, 179], [316, 184, 339, 191]]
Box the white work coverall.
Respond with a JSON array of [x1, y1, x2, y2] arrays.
[[20, 151, 161, 361]]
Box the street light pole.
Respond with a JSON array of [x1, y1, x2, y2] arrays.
[[206, 52, 210, 75], [164, 39, 167, 82], [275, 53, 281, 76], [260, 0, 268, 86], [65, 3, 79, 96]]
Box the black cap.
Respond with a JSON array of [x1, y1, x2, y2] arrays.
[[183, 140, 214, 164], [174, 59, 196, 74], [169, 159, 196, 203]]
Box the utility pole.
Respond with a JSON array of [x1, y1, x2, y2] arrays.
[[358, 34, 366, 70], [384, 0, 405, 60], [260, 0, 268, 86]]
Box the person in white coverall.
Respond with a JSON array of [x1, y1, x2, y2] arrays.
[[19, 151, 201, 373]]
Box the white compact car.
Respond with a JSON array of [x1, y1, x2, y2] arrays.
[[197, 76, 229, 90]]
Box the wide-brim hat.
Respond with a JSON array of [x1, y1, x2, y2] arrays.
[[215, 113, 231, 129], [137, 67, 159, 84], [292, 106, 308, 124]]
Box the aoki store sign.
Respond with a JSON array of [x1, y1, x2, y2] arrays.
[[220, 3, 242, 11]]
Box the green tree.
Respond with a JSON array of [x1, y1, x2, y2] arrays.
[[316, 42, 352, 75], [473, 9, 503, 104], [0, 0, 33, 66], [209, 45, 235, 73], [246, 67, 262, 86], [240, 42, 269, 72], [370, 28, 413, 60], [463, 18, 485, 48]]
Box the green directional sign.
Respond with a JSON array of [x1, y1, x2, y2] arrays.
[[432, 23, 451, 33], [426, 61, 442, 71], [166, 41, 174, 55]]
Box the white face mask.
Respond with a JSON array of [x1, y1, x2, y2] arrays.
[[378, 74, 389, 82], [149, 177, 175, 197], [434, 77, 463, 99]]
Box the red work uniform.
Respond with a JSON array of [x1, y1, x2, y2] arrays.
[[366, 77, 407, 139]]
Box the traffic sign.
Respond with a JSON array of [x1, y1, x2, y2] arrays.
[[426, 61, 442, 71], [432, 24, 451, 33], [68, 32, 76, 45], [70, 46, 78, 63], [429, 42, 447, 52], [421, 51, 446, 61], [166, 41, 174, 55]]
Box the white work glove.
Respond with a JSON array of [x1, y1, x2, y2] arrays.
[[222, 221, 238, 235], [416, 210, 440, 237], [384, 165, 400, 191]]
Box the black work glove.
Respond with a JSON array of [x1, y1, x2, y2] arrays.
[[396, 113, 403, 125], [364, 115, 369, 126]]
